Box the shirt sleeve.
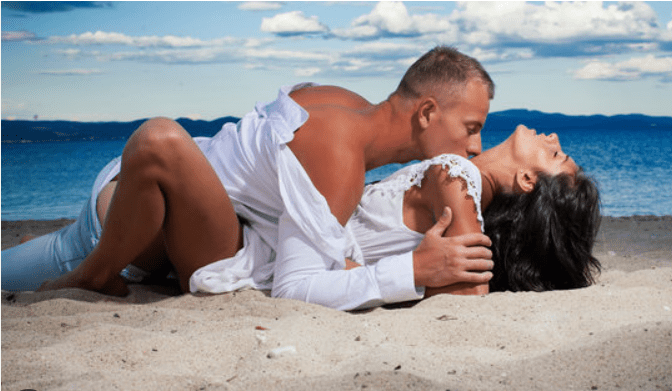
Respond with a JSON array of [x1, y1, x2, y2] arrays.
[[271, 211, 425, 311]]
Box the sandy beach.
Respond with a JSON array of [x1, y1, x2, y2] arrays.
[[2, 216, 671, 390]]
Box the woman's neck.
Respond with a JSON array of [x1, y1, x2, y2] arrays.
[[471, 143, 517, 209], [480, 172, 497, 209]]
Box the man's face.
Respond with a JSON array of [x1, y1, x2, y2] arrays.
[[421, 79, 490, 159]]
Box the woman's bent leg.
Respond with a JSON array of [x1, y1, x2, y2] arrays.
[[40, 117, 243, 295], [98, 180, 171, 279]]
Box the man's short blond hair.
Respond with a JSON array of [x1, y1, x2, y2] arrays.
[[395, 46, 495, 105]]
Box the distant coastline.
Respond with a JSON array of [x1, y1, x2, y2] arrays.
[[1, 116, 240, 143], [2, 110, 671, 143]]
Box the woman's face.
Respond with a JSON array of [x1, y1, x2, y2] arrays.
[[511, 125, 578, 177]]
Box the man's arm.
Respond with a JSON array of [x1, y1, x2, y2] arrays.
[[270, 205, 490, 310], [412, 207, 493, 289], [272, 211, 423, 311]]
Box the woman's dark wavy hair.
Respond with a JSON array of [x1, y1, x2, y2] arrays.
[[484, 169, 601, 292]]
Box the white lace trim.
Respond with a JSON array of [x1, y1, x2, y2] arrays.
[[373, 154, 484, 231]]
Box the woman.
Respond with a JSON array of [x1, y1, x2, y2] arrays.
[[344, 124, 601, 296]]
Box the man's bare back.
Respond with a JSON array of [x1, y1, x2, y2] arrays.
[[288, 85, 384, 225]]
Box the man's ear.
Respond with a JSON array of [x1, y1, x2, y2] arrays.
[[515, 169, 537, 193], [417, 97, 438, 130]]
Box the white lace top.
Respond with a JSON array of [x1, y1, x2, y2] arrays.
[[345, 154, 483, 265]]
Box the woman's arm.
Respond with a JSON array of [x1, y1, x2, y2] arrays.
[[420, 164, 491, 296]]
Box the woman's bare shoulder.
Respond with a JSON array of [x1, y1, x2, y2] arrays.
[[422, 165, 482, 236]]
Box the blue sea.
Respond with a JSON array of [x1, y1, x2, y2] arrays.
[[2, 128, 671, 220]]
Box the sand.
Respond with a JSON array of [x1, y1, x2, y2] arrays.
[[2, 216, 671, 390]]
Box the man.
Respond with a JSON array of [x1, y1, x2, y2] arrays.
[[36, 46, 495, 310]]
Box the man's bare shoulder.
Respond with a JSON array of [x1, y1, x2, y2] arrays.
[[287, 105, 367, 224], [290, 85, 372, 110], [286, 87, 371, 224]]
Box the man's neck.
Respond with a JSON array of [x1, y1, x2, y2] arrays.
[[362, 94, 420, 171]]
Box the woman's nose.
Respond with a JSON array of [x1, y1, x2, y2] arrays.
[[547, 133, 560, 145]]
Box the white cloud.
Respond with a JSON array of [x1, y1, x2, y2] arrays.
[[332, 58, 374, 73], [54, 48, 81, 58], [333, 1, 453, 39], [574, 55, 672, 81], [352, 2, 415, 35], [625, 43, 659, 52], [243, 37, 276, 48], [573, 62, 639, 81], [46, 31, 240, 48], [454, 1, 660, 45], [620, 54, 672, 74], [331, 1, 668, 60], [396, 56, 418, 68], [294, 67, 321, 77], [261, 11, 329, 36], [468, 47, 535, 62], [99, 47, 232, 64], [238, 2, 283, 11], [36, 31, 331, 66], [408, 5, 446, 13], [347, 42, 424, 58], [243, 47, 332, 62], [2, 30, 38, 41], [331, 25, 379, 40], [38, 69, 104, 76]]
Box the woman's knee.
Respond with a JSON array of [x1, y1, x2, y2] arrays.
[[123, 117, 193, 171], [136, 117, 191, 149]]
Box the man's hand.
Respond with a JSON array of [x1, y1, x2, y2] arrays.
[[413, 207, 493, 288]]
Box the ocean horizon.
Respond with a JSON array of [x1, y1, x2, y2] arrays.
[[2, 119, 672, 220]]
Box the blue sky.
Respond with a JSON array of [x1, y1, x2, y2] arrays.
[[2, 1, 672, 122]]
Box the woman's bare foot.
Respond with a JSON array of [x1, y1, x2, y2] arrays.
[[37, 270, 130, 297], [20, 234, 37, 244]]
